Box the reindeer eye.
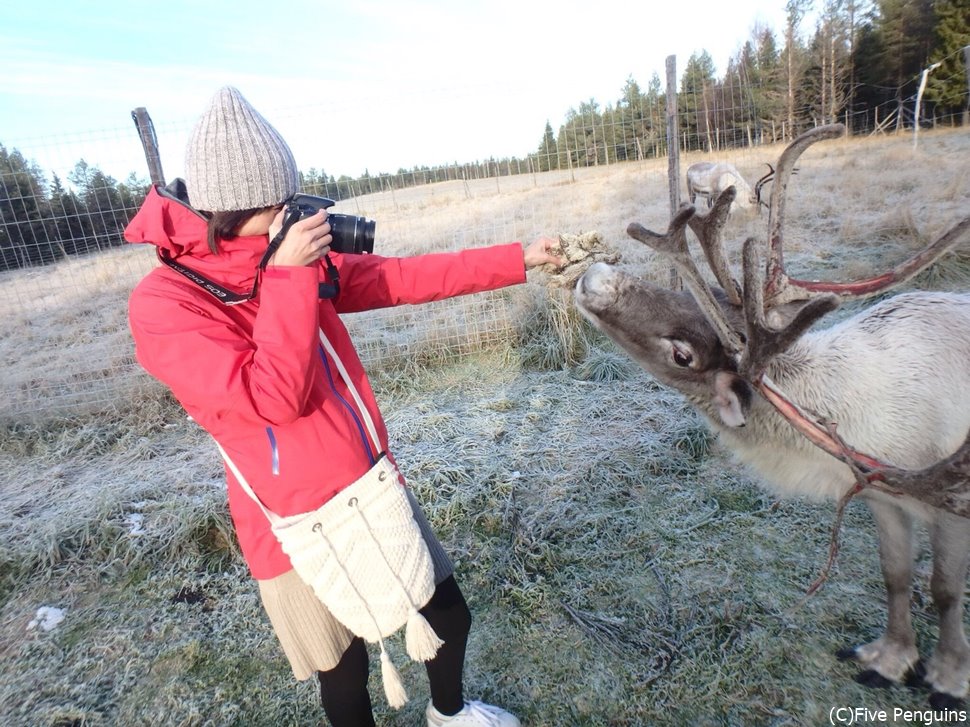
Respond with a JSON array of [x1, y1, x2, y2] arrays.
[[672, 348, 693, 368]]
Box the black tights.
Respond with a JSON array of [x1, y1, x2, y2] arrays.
[[318, 576, 472, 727]]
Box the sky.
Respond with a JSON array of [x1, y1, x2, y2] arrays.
[[0, 0, 798, 186]]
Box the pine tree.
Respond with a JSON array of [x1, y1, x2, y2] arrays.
[[0, 145, 57, 269], [679, 51, 718, 151], [644, 73, 666, 157], [873, 0, 937, 129], [557, 99, 604, 169], [756, 26, 788, 139], [784, 0, 813, 139], [926, 0, 970, 122], [804, 1, 854, 126], [117, 172, 150, 222], [537, 121, 557, 172], [614, 77, 646, 162], [725, 26, 785, 145], [69, 160, 125, 250], [578, 99, 603, 166], [49, 173, 91, 256], [841, 0, 874, 128]]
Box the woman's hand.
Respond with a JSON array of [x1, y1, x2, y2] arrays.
[[523, 235, 565, 271], [268, 209, 333, 267]]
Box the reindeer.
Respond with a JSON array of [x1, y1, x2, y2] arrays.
[[574, 124, 970, 708], [686, 161, 775, 212]]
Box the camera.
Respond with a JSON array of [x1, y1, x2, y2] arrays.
[[288, 194, 375, 254]]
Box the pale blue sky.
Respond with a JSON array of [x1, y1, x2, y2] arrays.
[[1, 0, 797, 185]]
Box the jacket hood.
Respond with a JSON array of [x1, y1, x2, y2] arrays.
[[125, 179, 270, 293]]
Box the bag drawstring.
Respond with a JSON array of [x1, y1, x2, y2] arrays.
[[310, 519, 410, 707], [347, 497, 445, 662]]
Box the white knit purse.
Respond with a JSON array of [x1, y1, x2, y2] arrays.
[[216, 329, 442, 708]]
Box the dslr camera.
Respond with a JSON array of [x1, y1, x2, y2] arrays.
[[287, 194, 376, 254]]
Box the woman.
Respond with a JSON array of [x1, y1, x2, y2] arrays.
[[126, 86, 562, 727]]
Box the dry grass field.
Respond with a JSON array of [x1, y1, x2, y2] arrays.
[[1, 128, 969, 726]]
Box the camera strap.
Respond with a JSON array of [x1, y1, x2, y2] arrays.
[[258, 206, 304, 271], [318, 255, 341, 300], [157, 249, 257, 305], [157, 246, 340, 304], [262, 206, 340, 299], [157, 205, 342, 303]]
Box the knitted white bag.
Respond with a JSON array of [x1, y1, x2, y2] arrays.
[[276, 456, 436, 643], [215, 329, 442, 708]]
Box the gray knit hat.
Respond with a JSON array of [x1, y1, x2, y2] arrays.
[[185, 86, 299, 211]]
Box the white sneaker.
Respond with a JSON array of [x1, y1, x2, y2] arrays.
[[426, 699, 522, 727]]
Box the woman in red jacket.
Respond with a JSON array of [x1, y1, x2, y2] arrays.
[[126, 86, 562, 727]]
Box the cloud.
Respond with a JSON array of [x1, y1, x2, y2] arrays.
[[1, 0, 793, 182]]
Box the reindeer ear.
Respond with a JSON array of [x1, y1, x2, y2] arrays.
[[712, 371, 750, 427], [765, 301, 811, 329]]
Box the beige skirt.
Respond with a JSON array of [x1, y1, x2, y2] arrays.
[[257, 489, 454, 680]]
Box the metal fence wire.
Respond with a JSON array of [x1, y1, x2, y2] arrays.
[[2, 67, 967, 422], [0, 207, 533, 422]]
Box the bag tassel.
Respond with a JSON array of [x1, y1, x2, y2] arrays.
[[405, 608, 445, 662], [379, 643, 409, 709]]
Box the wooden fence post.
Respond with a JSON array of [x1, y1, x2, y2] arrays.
[[913, 62, 941, 150], [665, 54, 681, 290], [131, 107, 165, 186], [963, 46, 970, 126]]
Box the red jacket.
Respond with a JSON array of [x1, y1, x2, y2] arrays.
[[125, 183, 526, 579]]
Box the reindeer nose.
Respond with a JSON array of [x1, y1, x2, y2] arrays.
[[577, 262, 605, 292], [575, 262, 617, 304]]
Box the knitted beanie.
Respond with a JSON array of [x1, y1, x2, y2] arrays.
[[185, 86, 299, 212]]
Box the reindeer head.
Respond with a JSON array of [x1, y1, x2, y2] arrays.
[[576, 260, 753, 426], [576, 124, 970, 432], [574, 190, 825, 429]]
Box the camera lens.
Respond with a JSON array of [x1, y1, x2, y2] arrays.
[[329, 213, 376, 254]]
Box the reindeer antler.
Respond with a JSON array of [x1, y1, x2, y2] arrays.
[[754, 163, 775, 209], [746, 127, 970, 517], [627, 206, 744, 357], [625, 124, 970, 519], [763, 125, 844, 304], [738, 238, 840, 381], [764, 124, 970, 306], [877, 433, 970, 518], [686, 190, 742, 306]]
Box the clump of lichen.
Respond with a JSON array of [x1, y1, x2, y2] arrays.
[[542, 231, 621, 288]]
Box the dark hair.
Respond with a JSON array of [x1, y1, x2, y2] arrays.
[[203, 206, 278, 254]]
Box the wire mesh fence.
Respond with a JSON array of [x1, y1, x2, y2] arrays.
[[0, 203, 537, 423], [2, 58, 967, 422]]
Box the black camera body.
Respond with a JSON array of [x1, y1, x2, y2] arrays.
[[288, 194, 375, 254]]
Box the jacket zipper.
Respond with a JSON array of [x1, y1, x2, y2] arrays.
[[318, 345, 377, 466], [265, 427, 280, 475]]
